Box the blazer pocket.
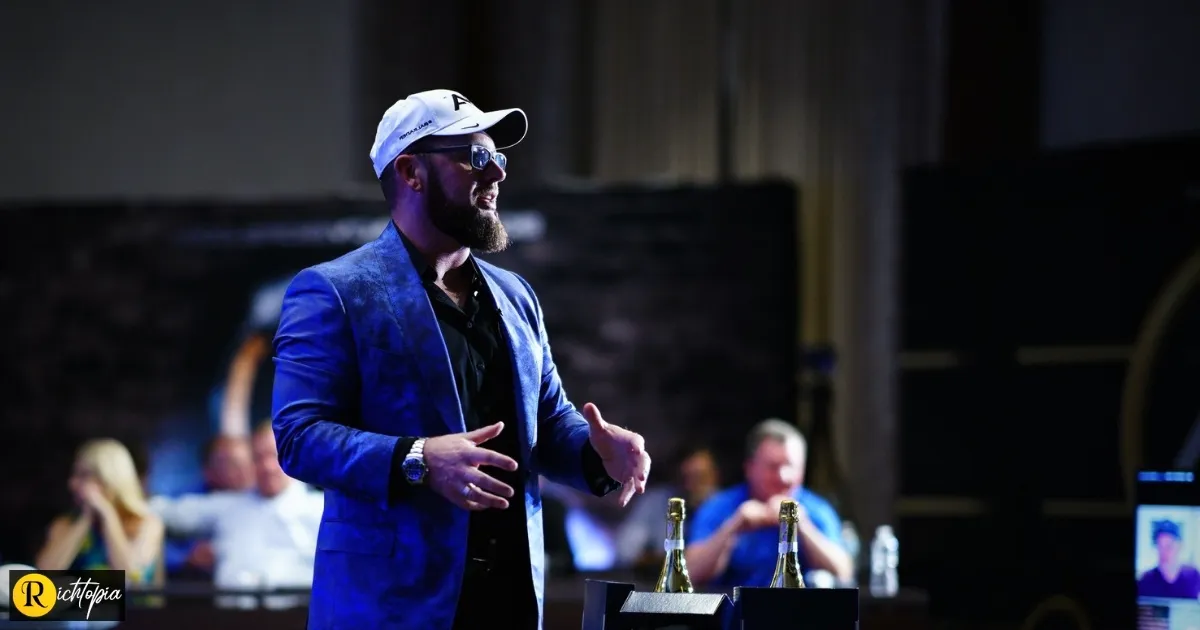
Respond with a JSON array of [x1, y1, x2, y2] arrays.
[[317, 521, 396, 556]]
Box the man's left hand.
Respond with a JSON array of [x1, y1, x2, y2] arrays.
[[583, 402, 650, 507]]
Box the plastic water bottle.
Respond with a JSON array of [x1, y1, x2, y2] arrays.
[[868, 525, 899, 597]]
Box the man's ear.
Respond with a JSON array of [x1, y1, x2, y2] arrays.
[[393, 154, 425, 193]]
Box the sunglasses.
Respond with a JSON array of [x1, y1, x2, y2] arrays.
[[417, 144, 507, 171]]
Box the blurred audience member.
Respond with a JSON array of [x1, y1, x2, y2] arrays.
[[679, 446, 721, 506], [686, 419, 852, 586], [616, 444, 720, 568], [35, 439, 165, 587], [162, 435, 255, 578], [1139, 519, 1200, 599], [150, 421, 322, 608], [203, 435, 256, 491], [540, 478, 618, 571], [538, 477, 577, 576]]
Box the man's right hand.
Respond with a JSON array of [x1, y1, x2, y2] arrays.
[[734, 499, 778, 532], [424, 422, 520, 510]]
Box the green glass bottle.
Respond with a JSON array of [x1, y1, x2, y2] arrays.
[[654, 497, 695, 593], [769, 499, 806, 588]]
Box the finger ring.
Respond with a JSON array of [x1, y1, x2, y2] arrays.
[[462, 484, 472, 497]]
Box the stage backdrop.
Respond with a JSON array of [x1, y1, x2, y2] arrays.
[[0, 181, 798, 562], [899, 136, 1200, 626]]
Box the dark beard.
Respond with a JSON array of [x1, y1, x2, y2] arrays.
[[425, 168, 509, 254]]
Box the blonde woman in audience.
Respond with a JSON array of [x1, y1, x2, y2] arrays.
[[35, 438, 165, 587]]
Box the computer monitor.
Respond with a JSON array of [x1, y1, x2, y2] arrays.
[[1137, 470, 1200, 630]]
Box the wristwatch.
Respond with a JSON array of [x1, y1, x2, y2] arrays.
[[402, 438, 428, 485]]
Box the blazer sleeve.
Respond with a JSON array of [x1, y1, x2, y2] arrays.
[[523, 278, 620, 497], [272, 268, 401, 509]]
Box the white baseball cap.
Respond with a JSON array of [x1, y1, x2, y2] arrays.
[[369, 89, 528, 178]]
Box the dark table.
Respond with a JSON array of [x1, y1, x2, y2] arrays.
[[545, 575, 929, 630], [106, 575, 930, 630]]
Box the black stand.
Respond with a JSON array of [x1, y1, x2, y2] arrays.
[[734, 587, 859, 630], [583, 580, 635, 630]]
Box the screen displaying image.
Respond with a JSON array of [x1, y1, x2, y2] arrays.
[[1138, 472, 1200, 630], [1137, 507, 1200, 599]]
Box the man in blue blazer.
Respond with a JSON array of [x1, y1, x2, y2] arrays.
[[272, 89, 652, 630]]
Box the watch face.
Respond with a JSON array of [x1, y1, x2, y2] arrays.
[[403, 458, 425, 482]]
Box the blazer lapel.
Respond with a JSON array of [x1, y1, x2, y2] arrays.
[[479, 269, 538, 467], [370, 223, 465, 435]]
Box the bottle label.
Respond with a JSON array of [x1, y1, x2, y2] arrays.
[[778, 541, 798, 554], [664, 538, 684, 552]]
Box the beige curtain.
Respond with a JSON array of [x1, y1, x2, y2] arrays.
[[591, 0, 722, 182], [588, 0, 945, 532]]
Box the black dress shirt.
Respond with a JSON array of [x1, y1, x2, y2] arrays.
[[386, 232, 617, 560]]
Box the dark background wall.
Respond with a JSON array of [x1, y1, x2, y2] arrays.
[[0, 0, 359, 201], [898, 136, 1200, 625], [1040, 0, 1200, 149], [4, 0, 1200, 201]]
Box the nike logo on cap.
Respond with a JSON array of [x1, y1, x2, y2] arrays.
[[462, 123, 480, 129]]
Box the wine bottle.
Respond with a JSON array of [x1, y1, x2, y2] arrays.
[[769, 499, 806, 588], [654, 497, 695, 593]]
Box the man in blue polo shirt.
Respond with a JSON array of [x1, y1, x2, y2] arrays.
[[686, 419, 852, 587]]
